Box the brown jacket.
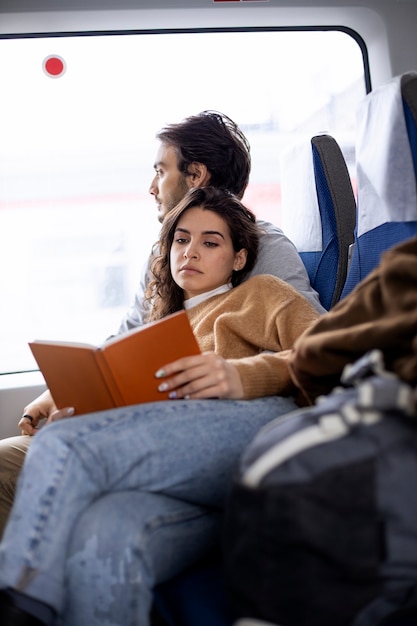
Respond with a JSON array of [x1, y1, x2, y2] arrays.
[[289, 236, 417, 405]]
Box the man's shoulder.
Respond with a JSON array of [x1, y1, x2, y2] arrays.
[[255, 219, 299, 250], [256, 219, 285, 237], [253, 218, 300, 264]]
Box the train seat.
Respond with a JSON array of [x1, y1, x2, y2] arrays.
[[341, 71, 417, 298], [152, 133, 357, 625], [153, 559, 230, 626], [280, 133, 356, 310]]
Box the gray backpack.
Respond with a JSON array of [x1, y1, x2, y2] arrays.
[[224, 351, 417, 626]]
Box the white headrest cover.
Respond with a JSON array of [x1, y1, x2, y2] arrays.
[[356, 74, 417, 236], [280, 138, 321, 252]]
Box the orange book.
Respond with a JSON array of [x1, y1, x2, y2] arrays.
[[29, 310, 201, 415]]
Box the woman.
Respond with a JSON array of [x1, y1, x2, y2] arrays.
[[0, 187, 320, 626]]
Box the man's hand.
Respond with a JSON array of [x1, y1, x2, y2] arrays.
[[155, 351, 244, 400], [18, 389, 75, 435]]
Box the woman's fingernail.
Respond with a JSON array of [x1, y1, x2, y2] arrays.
[[67, 407, 75, 415], [158, 382, 169, 392], [155, 369, 165, 379], [168, 391, 177, 399]]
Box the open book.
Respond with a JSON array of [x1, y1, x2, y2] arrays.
[[29, 310, 201, 415]]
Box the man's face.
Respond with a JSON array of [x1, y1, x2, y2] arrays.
[[149, 143, 192, 223]]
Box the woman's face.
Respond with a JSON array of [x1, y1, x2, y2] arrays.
[[170, 206, 247, 300]]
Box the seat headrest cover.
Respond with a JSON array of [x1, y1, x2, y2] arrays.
[[280, 138, 322, 252], [356, 73, 417, 237]]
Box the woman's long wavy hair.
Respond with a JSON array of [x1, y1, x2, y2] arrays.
[[145, 187, 260, 321]]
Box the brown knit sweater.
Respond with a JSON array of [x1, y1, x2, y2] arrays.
[[186, 274, 320, 400], [289, 236, 417, 405]]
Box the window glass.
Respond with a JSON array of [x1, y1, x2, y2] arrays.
[[0, 29, 366, 373]]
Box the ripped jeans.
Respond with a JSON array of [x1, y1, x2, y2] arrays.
[[0, 395, 297, 626]]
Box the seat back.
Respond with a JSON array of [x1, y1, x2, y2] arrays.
[[152, 135, 357, 626], [341, 71, 417, 298], [153, 561, 231, 626], [281, 134, 356, 310]]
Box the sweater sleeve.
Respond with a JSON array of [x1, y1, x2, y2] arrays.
[[228, 283, 321, 399]]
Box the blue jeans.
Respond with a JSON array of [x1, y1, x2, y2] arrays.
[[0, 395, 297, 625]]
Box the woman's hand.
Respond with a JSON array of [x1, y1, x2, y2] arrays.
[[18, 389, 75, 435], [155, 351, 244, 400]]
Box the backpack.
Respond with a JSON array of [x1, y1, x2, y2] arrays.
[[224, 350, 417, 626]]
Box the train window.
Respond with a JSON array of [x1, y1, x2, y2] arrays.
[[0, 28, 366, 374]]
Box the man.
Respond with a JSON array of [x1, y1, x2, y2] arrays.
[[0, 111, 323, 626]]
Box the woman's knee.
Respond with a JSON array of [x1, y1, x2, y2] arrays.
[[67, 491, 221, 584]]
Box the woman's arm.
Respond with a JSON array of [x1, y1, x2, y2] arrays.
[[155, 282, 320, 401], [155, 352, 244, 400]]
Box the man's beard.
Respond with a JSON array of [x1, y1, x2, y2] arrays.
[[166, 178, 191, 214]]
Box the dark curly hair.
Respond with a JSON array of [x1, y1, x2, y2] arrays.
[[156, 111, 251, 199], [146, 187, 260, 321]]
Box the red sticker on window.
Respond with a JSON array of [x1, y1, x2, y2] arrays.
[[43, 55, 66, 78]]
